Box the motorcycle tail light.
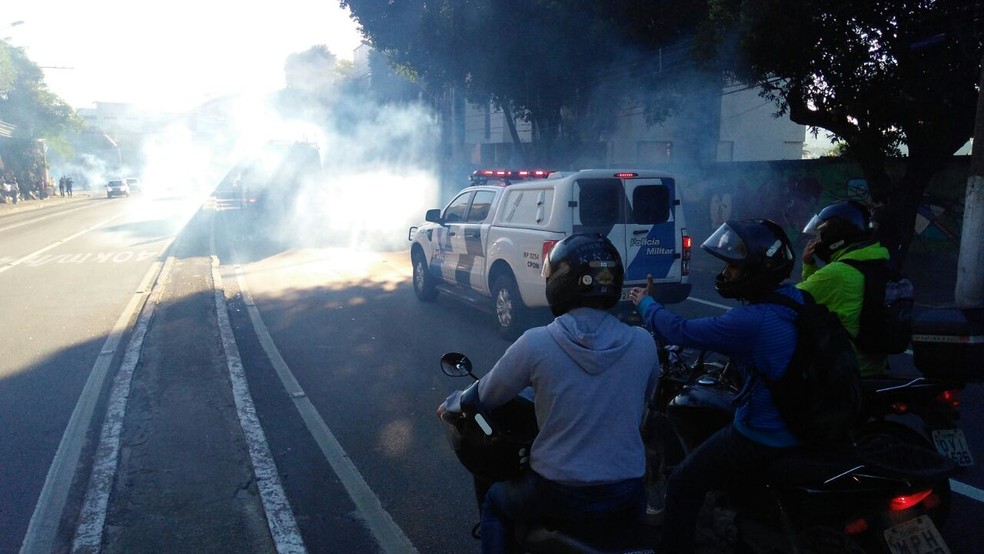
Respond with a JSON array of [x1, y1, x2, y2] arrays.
[[889, 401, 909, 414], [937, 389, 961, 410], [843, 518, 869, 535], [890, 489, 934, 511]]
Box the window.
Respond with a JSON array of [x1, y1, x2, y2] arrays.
[[443, 192, 472, 223], [577, 179, 621, 226], [631, 184, 670, 224], [467, 191, 496, 222]]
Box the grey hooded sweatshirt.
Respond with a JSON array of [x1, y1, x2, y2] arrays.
[[474, 307, 658, 485]]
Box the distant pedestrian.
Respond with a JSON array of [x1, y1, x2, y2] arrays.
[[66, 177, 74, 197], [59, 176, 66, 197]]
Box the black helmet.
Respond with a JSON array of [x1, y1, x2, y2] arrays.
[[542, 234, 624, 317], [442, 382, 538, 482], [701, 219, 795, 301], [802, 201, 872, 262]]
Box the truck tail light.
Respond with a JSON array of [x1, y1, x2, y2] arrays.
[[681, 233, 692, 276], [542, 240, 559, 263]]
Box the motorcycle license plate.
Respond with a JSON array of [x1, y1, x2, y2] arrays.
[[932, 428, 975, 467], [883, 515, 950, 554]]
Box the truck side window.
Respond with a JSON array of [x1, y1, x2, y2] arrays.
[[632, 185, 670, 224], [467, 191, 496, 222], [443, 192, 473, 223], [577, 179, 621, 226]]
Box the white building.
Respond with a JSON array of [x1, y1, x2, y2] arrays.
[[460, 82, 805, 168]]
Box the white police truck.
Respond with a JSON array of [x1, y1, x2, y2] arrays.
[[408, 169, 692, 338]]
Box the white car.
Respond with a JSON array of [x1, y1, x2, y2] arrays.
[[106, 179, 130, 198], [409, 168, 692, 338]]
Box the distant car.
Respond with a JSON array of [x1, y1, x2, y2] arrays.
[[106, 179, 130, 198], [124, 177, 141, 193]]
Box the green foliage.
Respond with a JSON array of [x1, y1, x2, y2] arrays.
[[342, 0, 701, 166], [0, 39, 82, 195], [701, 0, 982, 267]]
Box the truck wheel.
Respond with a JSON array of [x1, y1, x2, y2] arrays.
[[492, 275, 527, 340], [412, 251, 438, 301]]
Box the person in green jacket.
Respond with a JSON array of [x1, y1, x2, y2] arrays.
[[797, 200, 890, 377]]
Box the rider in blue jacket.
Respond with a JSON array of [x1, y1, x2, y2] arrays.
[[630, 219, 801, 553]]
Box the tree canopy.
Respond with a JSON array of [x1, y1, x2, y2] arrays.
[[699, 0, 982, 266], [341, 0, 700, 166], [0, 40, 80, 141]]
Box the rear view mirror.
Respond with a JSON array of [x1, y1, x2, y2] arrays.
[[425, 208, 443, 224], [441, 352, 474, 378]]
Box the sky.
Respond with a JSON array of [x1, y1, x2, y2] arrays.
[[3, 1, 365, 113]]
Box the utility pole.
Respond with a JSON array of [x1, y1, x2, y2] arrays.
[[954, 55, 984, 307]]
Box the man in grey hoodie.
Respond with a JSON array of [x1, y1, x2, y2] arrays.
[[438, 234, 659, 553]]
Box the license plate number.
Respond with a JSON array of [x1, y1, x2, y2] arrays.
[[884, 515, 950, 554], [932, 428, 975, 467]]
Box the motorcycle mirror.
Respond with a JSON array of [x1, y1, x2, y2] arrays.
[[441, 352, 475, 379]]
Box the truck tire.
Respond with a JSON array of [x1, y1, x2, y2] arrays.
[[492, 274, 528, 340], [412, 251, 438, 301]]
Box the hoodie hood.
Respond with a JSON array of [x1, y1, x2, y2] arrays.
[[546, 308, 635, 375]]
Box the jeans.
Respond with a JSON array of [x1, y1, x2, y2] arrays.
[[660, 424, 786, 553], [480, 470, 644, 554]]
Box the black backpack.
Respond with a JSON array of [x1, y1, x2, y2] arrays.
[[839, 258, 914, 354], [752, 292, 862, 444]]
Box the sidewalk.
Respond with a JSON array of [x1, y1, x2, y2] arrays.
[[0, 192, 94, 215]]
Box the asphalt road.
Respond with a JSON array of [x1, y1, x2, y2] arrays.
[[2, 193, 981, 553]]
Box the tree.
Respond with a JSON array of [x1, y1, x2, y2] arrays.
[[0, 39, 82, 196], [341, 0, 699, 166], [701, 0, 983, 268]]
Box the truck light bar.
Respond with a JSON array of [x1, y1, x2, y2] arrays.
[[472, 169, 554, 180]]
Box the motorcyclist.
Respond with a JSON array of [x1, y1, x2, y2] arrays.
[[798, 200, 891, 376], [629, 219, 802, 553], [438, 233, 659, 554]]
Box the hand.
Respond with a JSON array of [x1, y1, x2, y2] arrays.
[[629, 274, 656, 305], [802, 238, 819, 265]]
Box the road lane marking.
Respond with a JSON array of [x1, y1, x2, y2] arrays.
[[0, 214, 124, 275], [211, 255, 306, 554], [685, 292, 984, 504], [216, 230, 418, 552], [71, 256, 173, 553], [20, 240, 171, 554], [0, 202, 99, 233]]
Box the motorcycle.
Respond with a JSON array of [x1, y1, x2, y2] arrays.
[[859, 375, 973, 470], [644, 345, 957, 554], [438, 352, 658, 554]]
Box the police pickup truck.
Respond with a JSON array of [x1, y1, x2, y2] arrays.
[[408, 169, 692, 338]]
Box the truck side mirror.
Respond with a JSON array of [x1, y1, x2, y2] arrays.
[[425, 208, 443, 224]]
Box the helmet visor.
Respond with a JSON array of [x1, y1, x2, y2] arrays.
[[802, 213, 823, 235], [701, 223, 748, 263]]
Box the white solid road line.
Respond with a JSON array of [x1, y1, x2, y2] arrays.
[[685, 293, 984, 504], [228, 262, 419, 554], [71, 256, 173, 552], [20, 219, 164, 554], [0, 214, 123, 275], [211, 257, 306, 554]]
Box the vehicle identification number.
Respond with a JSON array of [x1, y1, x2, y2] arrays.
[[932, 428, 975, 467], [883, 515, 950, 554]]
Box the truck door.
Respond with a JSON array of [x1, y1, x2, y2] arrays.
[[622, 178, 678, 285], [435, 191, 473, 284], [455, 190, 496, 290], [571, 175, 627, 265]]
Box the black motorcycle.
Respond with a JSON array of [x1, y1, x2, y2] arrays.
[[439, 352, 658, 554], [645, 345, 957, 553]]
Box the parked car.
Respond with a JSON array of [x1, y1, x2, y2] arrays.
[[106, 179, 130, 198]]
